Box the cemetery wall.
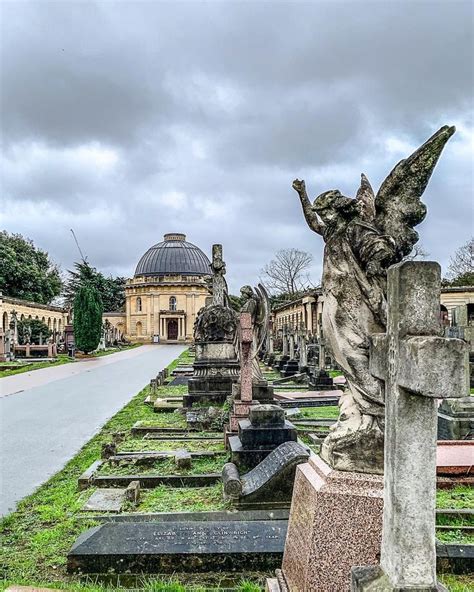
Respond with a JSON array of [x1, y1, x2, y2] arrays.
[[0, 293, 69, 336], [273, 289, 323, 336]]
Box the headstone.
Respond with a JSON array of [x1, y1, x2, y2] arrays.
[[125, 480, 141, 505], [81, 489, 125, 513], [438, 397, 474, 440], [223, 441, 310, 509], [308, 368, 334, 390], [229, 404, 298, 470], [174, 449, 192, 469], [68, 519, 287, 574], [186, 244, 240, 407], [229, 312, 257, 432], [352, 261, 468, 590]]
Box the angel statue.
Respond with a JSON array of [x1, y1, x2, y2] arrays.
[[238, 284, 271, 382], [293, 125, 455, 474]]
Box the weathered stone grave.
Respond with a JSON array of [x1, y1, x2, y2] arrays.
[[351, 262, 468, 590], [438, 397, 474, 440], [223, 440, 309, 509], [68, 518, 287, 574], [229, 404, 298, 469], [186, 244, 239, 407]]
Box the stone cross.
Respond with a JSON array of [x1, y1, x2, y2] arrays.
[[239, 312, 254, 403], [282, 325, 289, 356], [298, 330, 308, 369], [289, 332, 295, 359], [211, 244, 226, 307], [318, 338, 325, 370], [367, 261, 468, 590]]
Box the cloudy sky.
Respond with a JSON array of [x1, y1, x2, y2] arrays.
[[1, 0, 472, 293]]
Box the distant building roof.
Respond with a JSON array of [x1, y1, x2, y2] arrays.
[[134, 233, 211, 277]]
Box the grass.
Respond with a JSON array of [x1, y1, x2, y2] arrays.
[[135, 484, 226, 514], [439, 574, 474, 592], [436, 486, 474, 510], [293, 406, 339, 420], [0, 354, 72, 378], [137, 413, 187, 428], [119, 438, 225, 453], [0, 349, 210, 587], [97, 455, 226, 476]]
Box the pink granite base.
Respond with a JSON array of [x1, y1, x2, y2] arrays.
[[229, 400, 258, 432], [280, 455, 383, 592]]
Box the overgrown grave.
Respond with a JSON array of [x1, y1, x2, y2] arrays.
[[67, 347, 293, 580]]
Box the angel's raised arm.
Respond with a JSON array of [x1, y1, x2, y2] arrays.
[[292, 179, 324, 236]]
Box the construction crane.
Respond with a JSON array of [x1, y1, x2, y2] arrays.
[[70, 229, 87, 263]]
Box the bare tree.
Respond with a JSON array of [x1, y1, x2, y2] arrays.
[[261, 248, 313, 296], [447, 237, 474, 279], [402, 243, 429, 261]]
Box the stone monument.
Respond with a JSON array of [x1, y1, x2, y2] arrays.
[[223, 440, 310, 508], [270, 126, 457, 592], [238, 284, 274, 403], [185, 244, 240, 407], [352, 262, 468, 591], [292, 124, 455, 474], [228, 403, 298, 469], [229, 311, 256, 432]]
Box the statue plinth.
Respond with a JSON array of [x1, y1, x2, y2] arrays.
[[271, 455, 383, 592]]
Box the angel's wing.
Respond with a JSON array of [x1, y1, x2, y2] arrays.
[[356, 173, 376, 223], [374, 125, 455, 258]]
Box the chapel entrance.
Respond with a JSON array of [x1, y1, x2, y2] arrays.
[[167, 319, 178, 340]]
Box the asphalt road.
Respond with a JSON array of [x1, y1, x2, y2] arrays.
[[0, 344, 185, 516]]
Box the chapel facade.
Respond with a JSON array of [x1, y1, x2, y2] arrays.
[[113, 233, 211, 344]]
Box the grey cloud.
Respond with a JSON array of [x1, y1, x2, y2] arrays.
[[1, 0, 472, 293]]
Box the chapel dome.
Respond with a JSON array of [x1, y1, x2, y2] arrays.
[[134, 233, 211, 277]]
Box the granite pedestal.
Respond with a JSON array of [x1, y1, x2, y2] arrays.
[[279, 455, 383, 592], [230, 404, 297, 470], [308, 368, 334, 390], [281, 359, 299, 377], [185, 342, 239, 407]]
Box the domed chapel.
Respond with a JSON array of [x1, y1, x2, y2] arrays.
[[105, 234, 212, 344]]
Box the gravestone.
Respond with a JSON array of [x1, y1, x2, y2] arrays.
[[68, 519, 287, 573], [185, 244, 240, 407], [82, 489, 125, 513], [352, 262, 468, 590], [229, 312, 258, 432], [223, 441, 310, 509], [438, 397, 474, 440], [229, 404, 298, 469], [308, 368, 334, 390]]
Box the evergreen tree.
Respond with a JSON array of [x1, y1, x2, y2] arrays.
[[0, 231, 62, 304], [73, 284, 103, 353], [64, 261, 125, 311]]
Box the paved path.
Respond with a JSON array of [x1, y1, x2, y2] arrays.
[[0, 345, 185, 516]]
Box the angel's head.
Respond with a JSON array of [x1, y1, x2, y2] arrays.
[[313, 190, 359, 225], [240, 285, 254, 300]]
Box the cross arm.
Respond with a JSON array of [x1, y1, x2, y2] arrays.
[[398, 336, 468, 399]]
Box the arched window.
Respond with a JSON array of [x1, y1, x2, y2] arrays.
[[136, 321, 142, 336], [2, 312, 8, 332], [169, 296, 177, 311], [136, 297, 142, 312]]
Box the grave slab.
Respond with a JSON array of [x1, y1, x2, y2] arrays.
[[81, 488, 125, 513], [68, 519, 287, 573], [436, 441, 473, 476]]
